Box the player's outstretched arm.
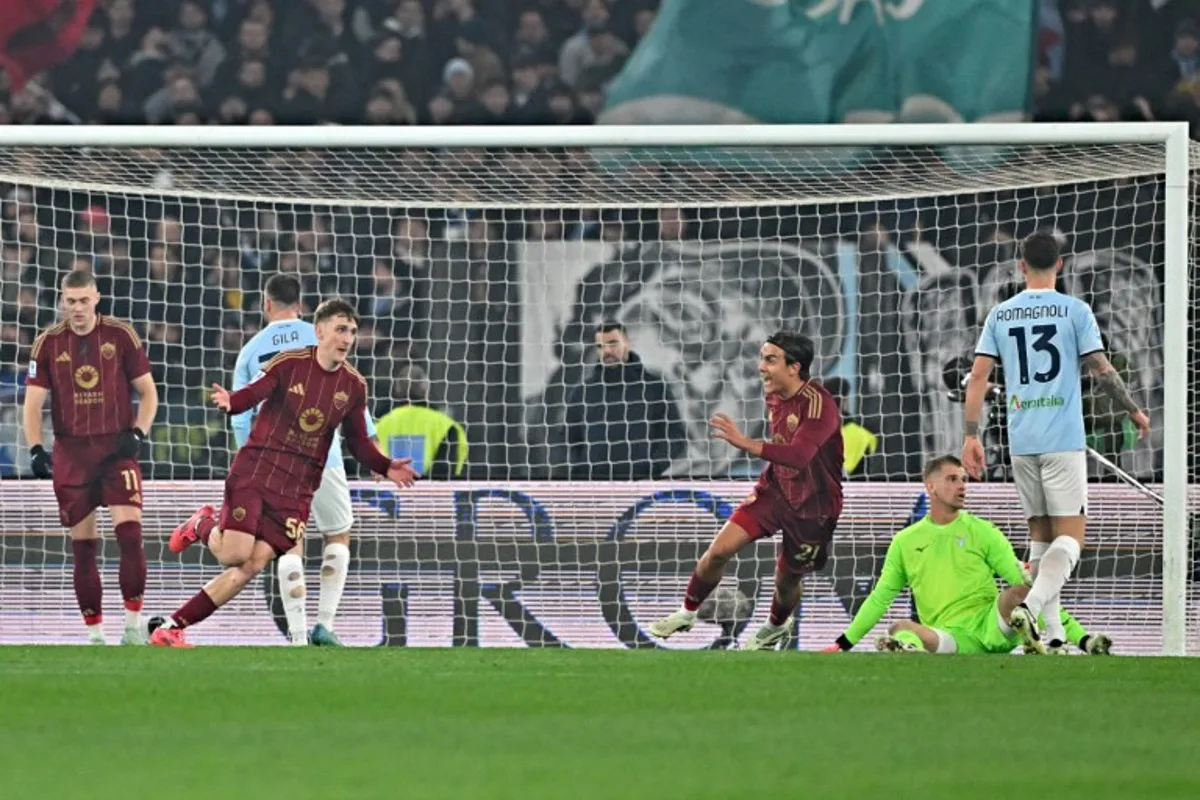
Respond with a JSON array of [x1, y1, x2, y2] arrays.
[[22, 384, 52, 478], [825, 542, 908, 651], [1083, 351, 1150, 439], [342, 398, 418, 487], [709, 396, 838, 471]]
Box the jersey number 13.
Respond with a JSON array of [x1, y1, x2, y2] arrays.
[[1007, 324, 1061, 385]]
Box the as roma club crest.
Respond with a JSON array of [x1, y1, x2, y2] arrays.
[[787, 414, 799, 431], [299, 407, 326, 433], [74, 365, 100, 390], [100, 342, 116, 360], [232, 507, 246, 521], [332, 390, 349, 410]]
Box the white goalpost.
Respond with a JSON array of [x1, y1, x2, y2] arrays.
[[0, 122, 1191, 655]]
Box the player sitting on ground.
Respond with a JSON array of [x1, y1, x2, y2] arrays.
[[150, 298, 417, 647], [227, 273, 378, 646], [962, 232, 1148, 653], [647, 331, 844, 650], [23, 269, 158, 646], [823, 455, 1112, 656]]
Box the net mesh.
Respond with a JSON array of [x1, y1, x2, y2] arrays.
[[0, 138, 1194, 653]]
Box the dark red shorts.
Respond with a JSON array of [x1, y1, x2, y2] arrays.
[[219, 476, 310, 557], [730, 485, 837, 576], [52, 436, 142, 528]]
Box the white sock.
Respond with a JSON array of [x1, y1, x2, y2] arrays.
[[125, 609, 142, 631], [1027, 541, 1064, 642], [86, 622, 104, 642], [277, 554, 308, 645], [676, 606, 697, 621], [317, 543, 350, 630], [1024, 536, 1081, 621]]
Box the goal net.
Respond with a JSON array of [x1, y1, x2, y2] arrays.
[[0, 125, 1193, 654]]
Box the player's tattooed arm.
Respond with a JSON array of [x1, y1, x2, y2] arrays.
[[1083, 352, 1141, 415]]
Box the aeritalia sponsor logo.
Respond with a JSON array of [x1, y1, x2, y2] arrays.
[[1008, 394, 1065, 411]]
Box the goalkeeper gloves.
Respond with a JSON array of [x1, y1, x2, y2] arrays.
[[29, 444, 52, 478], [115, 428, 146, 459]]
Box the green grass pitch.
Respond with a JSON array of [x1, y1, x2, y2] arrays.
[[1, 648, 1198, 800]]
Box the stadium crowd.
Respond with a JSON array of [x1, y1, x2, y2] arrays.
[[0, 0, 1194, 482]]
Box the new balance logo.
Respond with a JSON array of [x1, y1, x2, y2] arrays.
[[289, 383, 305, 396], [56, 352, 71, 363]]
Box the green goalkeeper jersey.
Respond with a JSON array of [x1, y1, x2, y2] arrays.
[[845, 511, 1027, 646]]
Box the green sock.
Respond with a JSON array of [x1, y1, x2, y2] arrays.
[[894, 630, 926, 651]]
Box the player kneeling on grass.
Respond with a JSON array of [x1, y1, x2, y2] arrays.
[[822, 455, 1111, 656], [647, 331, 844, 650], [150, 299, 418, 647]]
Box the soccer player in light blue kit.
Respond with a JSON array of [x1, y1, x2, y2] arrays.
[[231, 274, 378, 646], [962, 233, 1149, 653]]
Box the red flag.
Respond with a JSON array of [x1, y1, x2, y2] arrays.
[[0, 0, 96, 92]]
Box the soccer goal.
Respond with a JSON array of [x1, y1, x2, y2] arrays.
[[0, 123, 1192, 655]]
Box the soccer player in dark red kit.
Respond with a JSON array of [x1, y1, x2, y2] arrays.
[[23, 269, 158, 645], [648, 330, 843, 650], [150, 298, 418, 647]]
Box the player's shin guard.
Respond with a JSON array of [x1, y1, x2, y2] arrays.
[[71, 539, 103, 631], [317, 542, 350, 630], [114, 521, 146, 626], [1024, 536, 1081, 621], [681, 573, 719, 615], [277, 554, 308, 645]]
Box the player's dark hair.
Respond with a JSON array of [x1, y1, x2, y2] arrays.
[[313, 297, 358, 326], [765, 330, 814, 378], [60, 268, 96, 290], [923, 454, 964, 480], [1020, 232, 1060, 272], [264, 273, 302, 308], [596, 320, 626, 337]]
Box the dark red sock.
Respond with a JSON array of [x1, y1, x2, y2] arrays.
[[769, 595, 796, 627], [71, 539, 103, 626], [114, 521, 146, 612], [171, 589, 219, 630], [196, 516, 217, 545], [683, 573, 719, 612]]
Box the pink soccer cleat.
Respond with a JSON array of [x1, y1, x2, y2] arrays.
[[169, 505, 215, 553], [149, 626, 192, 648]]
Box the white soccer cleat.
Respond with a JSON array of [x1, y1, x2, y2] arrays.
[[88, 631, 106, 646], [1010, 604, 1046, 655], [876, 635, 922, 653], [742, 618, 793, 651], [1084, 633, 1113, 656], [121, 625, 147, 645], [647, 610, 696, 639]]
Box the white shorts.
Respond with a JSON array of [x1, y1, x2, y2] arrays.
[[310, 464, 354, 536], [1010, 451, 1088, 519]]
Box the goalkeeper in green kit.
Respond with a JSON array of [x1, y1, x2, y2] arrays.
[[823, 455, 1112, 655]]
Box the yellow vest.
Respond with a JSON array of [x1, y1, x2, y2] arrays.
[[842, 421, 878, 475], [375, 405, 468, 477]]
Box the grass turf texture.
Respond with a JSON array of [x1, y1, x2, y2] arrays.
[[1, 649, 1198, 799]]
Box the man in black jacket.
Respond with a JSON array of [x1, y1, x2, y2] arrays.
[[565, 321, 686, 480]]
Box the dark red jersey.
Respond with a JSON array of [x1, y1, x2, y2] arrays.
[[26, 316, 152, 439], [225, 347, 389, 502], [755, 380, 844, 519]]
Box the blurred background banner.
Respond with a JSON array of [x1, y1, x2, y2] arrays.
[[600, 0, 1037, 126]]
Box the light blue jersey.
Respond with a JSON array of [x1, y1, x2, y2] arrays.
[[975, 289, 1103, 457], [231, 318, 377, 469]]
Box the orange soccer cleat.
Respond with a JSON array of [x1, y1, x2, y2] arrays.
[[169, 505, 215, 553], [149, 626, 192, 648]]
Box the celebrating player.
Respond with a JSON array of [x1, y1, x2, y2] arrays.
[[647, 331, 843, 650], [823, 455, 1112, 656], [23, 269, 158, 645], [227, 273, 378, 646], [150, 298, 417, 647], [961, 233, 1149, 653]]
